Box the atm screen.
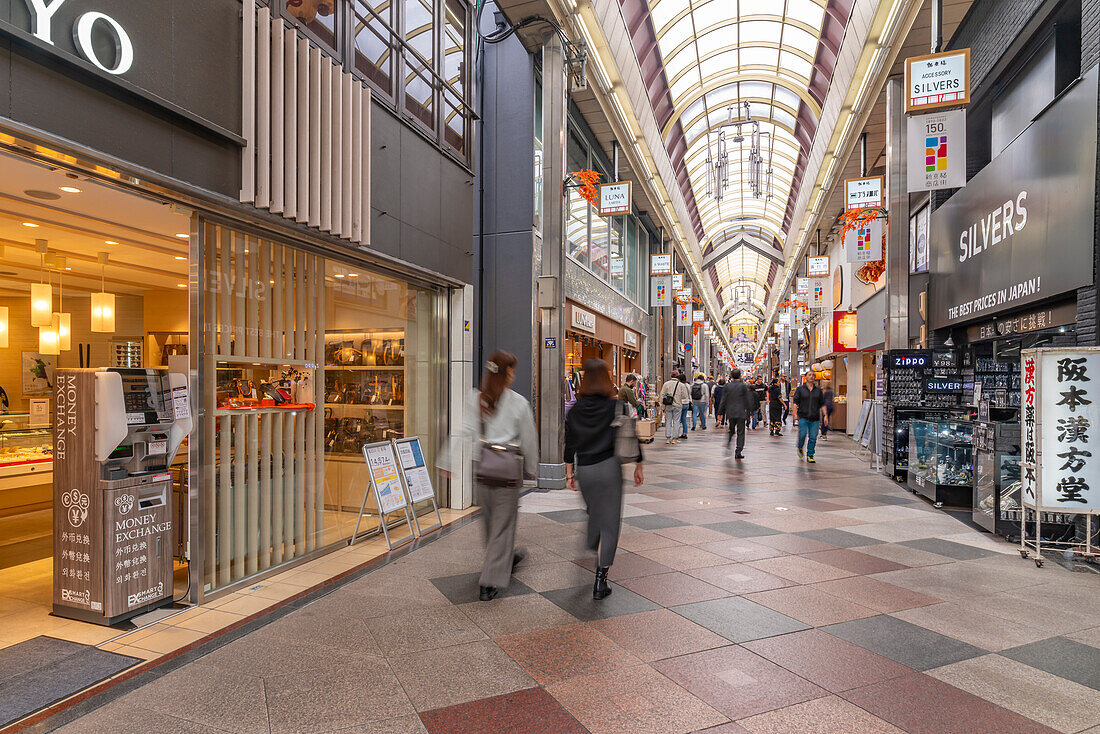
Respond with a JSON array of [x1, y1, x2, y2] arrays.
[[113, 369, 171, 425]]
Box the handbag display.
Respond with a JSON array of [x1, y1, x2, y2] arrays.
[[611, 401, 641, 464], [475, 414, 523, 488]]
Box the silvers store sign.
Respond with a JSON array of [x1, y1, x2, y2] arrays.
[[25, 0, 133, 74], [929, 67, 1098, 330], [22, 0, 134, 74]]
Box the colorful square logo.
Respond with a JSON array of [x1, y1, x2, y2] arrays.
[[925, 135, 948, 172], [856, 226, 872, 252]]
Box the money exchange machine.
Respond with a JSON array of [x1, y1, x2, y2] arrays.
[[52, 368, 192, 625]]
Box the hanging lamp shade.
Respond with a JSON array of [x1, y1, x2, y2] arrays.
[[90, 291, 115, 333], [0, 306, 7, 349], [30, 282, 52, 327], [55, 312, 71, 351], [39, 315, 60, 355]]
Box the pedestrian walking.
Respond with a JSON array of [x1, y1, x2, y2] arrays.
[[820, 384, 835, 440], [566, 359, 644, 600], [792, 373, 828, 463], [462, 351, 539, 601], [690, 373, 710, 430], [721, 368, 754, 460], [712, 377, 727, 428], [677, 371, 692, 439], [780, 374, 791, 425], [751, 378, 767, 430], [659, 372, 690, 444], [619, 373, 643, 417], [767, 377, 785, 436]]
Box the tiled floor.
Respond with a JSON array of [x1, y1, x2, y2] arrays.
[[43, 425, 1100, 734]]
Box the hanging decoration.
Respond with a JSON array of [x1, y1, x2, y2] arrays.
[[841, 207, 887, 285], [568, 169, 602, 209]]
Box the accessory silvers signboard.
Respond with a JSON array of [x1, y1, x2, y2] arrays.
[[928, 67, 1098, 330]]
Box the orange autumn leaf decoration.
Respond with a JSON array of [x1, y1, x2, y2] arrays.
[[569, 169, 602, 208], [840, 207, 887, 285]]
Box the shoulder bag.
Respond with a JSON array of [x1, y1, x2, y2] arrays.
[[611, 401, 640, 464], [475, 405, 524, 488]]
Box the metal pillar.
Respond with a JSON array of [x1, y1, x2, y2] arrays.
[[931, 0, 943, 53], [537, 34, 568, 489], [885, 78, 909, 350]]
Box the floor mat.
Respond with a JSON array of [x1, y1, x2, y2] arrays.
[[0, 635, 140, 727]]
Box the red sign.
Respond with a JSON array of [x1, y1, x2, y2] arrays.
[[833, 311, 859, 353]]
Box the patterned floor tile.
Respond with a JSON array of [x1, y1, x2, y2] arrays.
[[388, 640, 535, 712], [671, 596, 810, 643], [685, 563, 798, 595], [588, 609, 729, 662], [899, 538, 1002, 560], [793, 528, 887, 548], [572, 552, 674, 580], [429, 573, 535, 606], [633, 545, 733, 571], [748, 533, 838, 554], [701, 520, 782, 538], [742, 629, 913, 693], [744, 555, 855, 584], [620, 572, 731, 607], [743, 586, 879, 627], [735, 695, 906, 734], [419, 687, 587, 734], [694, 538, 788, 562], [623, 514, 689, 530], [1000, 637, 1100, 691], [495, 623, 639, 685], [652, 645, 826, 720], [800, 548, 908, 575], [822, 615, 987, 671], [458, 593, 581, 638], [541, 584, 661, 621], [890, 601, 1051, 651]]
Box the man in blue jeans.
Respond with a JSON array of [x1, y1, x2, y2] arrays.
[[690, 373, 710, 430], [791, 373, 828, 463]]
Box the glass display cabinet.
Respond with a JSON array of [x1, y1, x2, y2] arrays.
[[0, 425, 53, 472], [908, 419, 975, 507]]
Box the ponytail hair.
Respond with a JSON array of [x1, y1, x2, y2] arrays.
[[480, 350, 517, 416]]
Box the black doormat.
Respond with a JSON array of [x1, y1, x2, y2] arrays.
[[0, 636, 140, 728]]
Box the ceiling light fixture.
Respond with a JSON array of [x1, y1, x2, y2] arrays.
[[174, 256, 186, 261], [22, 222, 39, 228], [91, 252, 115, 333], [105, 240, 119, 245], [174, 233, 189, 239], [59, 186, 81, 193]]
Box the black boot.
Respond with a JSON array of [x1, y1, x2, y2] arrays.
[[593, 567, 612, 600], [479, 586, 498, 601]]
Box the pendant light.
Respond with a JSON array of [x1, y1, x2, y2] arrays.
[[30, 240, 52, 327], [55, 264, 71, 351], [38, 271, 59, 355], [91, 251, 115, 333], [0, 306, 8, 349]]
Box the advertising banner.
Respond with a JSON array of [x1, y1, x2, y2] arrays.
[[650, 253, 672, 275], [676, 304, 691, 326], [672, 273, 684, 289], [807, 256, 829, 277], [692, 309, 705, 323], [809, 279, 827, 308], [598, 181, 631, 216], [844, 176, 885, 210], [650, 276, 671, 307], [844, 218, 884, 262], [905, 49, 970, 112], [907, 109, 967, 191], [796, 277, 809, 294], [929, 68, 1097, 329]]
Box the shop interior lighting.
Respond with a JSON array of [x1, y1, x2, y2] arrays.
[[30, 241, 53, 327], [175, 256, 185, 260], [55, 268, 70, 351], [105, 240, 118, 245], [91, 252, 115, 333], [174, 233, 189, 239], [58, 186, 81, 193], [39, 319, 60, 355], [22, 222, 39, 227], [0, 306, 7, 348]]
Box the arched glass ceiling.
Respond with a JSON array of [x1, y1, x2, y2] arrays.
[[640, 0, 846, 322]]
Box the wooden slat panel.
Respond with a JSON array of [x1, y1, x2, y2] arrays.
[[295, 250, 305, 359], [233, 231, 246, 356], [217, 412, 231, 587], [283, 29, 297, 221], [270, 17, 284, 214], [259, 239, 271, 359], [259, 412, 272, 570], [330, 67, 343, 238], [341, 74, 354, 238], [232, 414, 246, 578], [272, 242, 284, 361], [308, 46, 322, 229], [296, 36, 311, 224], [319, 57, 333, 233], [255, 7, 271, 210], [294, 408, 306, 554], [246, 236, 259, 356], [219, 227, 231, 355], [351, 83, 363, 244], [240, 0, 256, 203], [283, 410, 295, 557], [204, 222, 217, 585], [246, 413, 259, 576], [362, 89, 372, 246], [271, 411, 284, 564]]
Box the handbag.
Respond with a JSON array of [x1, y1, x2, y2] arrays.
[[611, 401, 640, 464], [475, 413, 524, 488], [661, 393, 674, 406]]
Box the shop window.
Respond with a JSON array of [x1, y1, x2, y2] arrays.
[[285, 0, 341, 57], [534, 80, 543, 233], [609, 216, 625, 292], [626, 217, 639, 303], [404, 0, 436, 130], [353, 0, 394, 96], [566, 131, 590, 267], [590, 208, 609, 281]]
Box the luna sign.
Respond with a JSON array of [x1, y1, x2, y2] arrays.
[[22, 0, 135, 75]]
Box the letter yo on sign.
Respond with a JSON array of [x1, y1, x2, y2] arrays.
[[73, 12, 134, 75]]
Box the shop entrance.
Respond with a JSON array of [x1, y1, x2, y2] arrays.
[[0, 150, 191, 647]]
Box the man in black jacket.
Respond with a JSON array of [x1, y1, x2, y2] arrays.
[[721, 369, 755, 460]]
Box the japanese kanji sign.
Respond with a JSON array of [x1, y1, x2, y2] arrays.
[[905, 48, 971, 113], [1024, 348, 1100, 511]]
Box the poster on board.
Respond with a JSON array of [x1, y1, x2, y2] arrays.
[[395, 438, 437, 504], [363, 443, 409, 514]]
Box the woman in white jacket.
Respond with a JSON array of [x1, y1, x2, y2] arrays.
[[458, 350, 538, 601]]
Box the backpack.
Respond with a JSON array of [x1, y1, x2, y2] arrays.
[[691, 383, 703, 401]]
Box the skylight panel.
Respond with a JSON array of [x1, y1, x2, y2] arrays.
[[649, 0, 688, 30], [738, 20, 783, 44], [785, 0, 826, 31], [739, 46, 780, 68], [782, 25, 819, 56], [779, 51, 814, 80]]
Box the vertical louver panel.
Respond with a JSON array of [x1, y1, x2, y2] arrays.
[[242, 10, 371, 247]]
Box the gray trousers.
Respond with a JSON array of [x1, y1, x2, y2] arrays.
[[477, 483, 524, 589], [726, 416, 746, 454], [576, 457, 623, 568]]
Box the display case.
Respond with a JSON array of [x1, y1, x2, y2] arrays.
[[908, 419, 975, 507], [0, 425, 53, 472], [323, 329, 406, 456]]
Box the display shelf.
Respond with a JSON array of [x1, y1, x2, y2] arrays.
[[214, 407, 316, 416], [908, 419, 975, 507], [325, 365, 406, 371], [324, 403, 404, 411], [214, 355, 320, 368]]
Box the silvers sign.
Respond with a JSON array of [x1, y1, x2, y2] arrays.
[[23, 0, 134, 74], [929, 67, 1098, 329]]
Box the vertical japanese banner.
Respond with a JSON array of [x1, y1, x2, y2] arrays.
[[1035, 349, 1100, 511], [1021, 352, 1037, 505], [906, 109, 967, 191], [650, 276, 671, 307], [676, 304, 690, 327]]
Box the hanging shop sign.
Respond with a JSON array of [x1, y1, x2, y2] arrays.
[[624, 329, 638, 348], [910, 204, 930, 273], [692, 309, 705, 323], [1023, 348, 1100, 511], [650, 276, 671, 307], [807, 256, 830, 277], [833, 311, 858, 352], [907, 109, 967, 191], [650, 253, 672, 275], [774, 324, 783, 334], [571, 306, 597, 334], [676, 304, 690, 327], [929, 67, 1097, 329], [676, 287, 693, 300], [672, 273, 684, 289], [809, 279, 827, 309], [779, 313, 791, 326], [966, 301, 1077, 342], [795, 277, 809, 294], [905, 48, 971, 113], [844, 218, 883, 262], [598, 181, 631, 216], [844, 176, 885, 210]]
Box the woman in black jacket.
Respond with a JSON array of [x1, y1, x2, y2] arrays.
[[565, 359, 644, 599], [767, 377, 785, 436]]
